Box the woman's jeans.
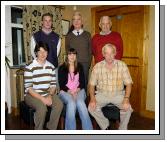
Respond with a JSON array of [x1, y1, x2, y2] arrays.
[[59, 89, 93, 130]]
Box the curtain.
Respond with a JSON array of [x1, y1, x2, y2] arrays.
[[23, 5, 63, 64]]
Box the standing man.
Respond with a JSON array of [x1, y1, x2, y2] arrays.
[[88, 43, 133, 130], [31, 13, 61, 88], [65, 11, 92, 92], [92, 16, 123, 64]]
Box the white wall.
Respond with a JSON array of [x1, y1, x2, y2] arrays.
[[5, 5, 12, 113], [5, 5, 13, 65], [146, 6, 155, 111]]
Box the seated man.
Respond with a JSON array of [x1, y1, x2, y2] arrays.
[[88, 43, 133, 130], [24, 41, 63, 130]]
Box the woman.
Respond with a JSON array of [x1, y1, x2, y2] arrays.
[[58, 48, 93, 130], [65, 11, 92, 92]]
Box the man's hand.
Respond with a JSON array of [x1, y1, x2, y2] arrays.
[[122, 98, 130, 111], [41, 95, 52, 106], [88, 98, 96, 111]]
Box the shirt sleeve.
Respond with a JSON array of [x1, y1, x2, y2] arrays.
[[50, 67, 57, 88], [89, 64, 98, 86], [24, 66, 33, 93], [57, 38, 61, 56], [121, 62, 133, 85], [30, 36, 36, 59], [115, 33, 123, 60]]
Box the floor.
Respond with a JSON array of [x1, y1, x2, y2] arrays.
[[5, 112, 155, 130]]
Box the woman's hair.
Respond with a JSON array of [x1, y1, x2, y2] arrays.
[[65, 48, 79, 74], [34, 41, 49, 57]]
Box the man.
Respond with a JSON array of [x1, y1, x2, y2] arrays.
[[31, 13, 61, 88], [88, 43, 133, 130], [24, 42, 63, 130], [65, 11, 92, 92], [92, 16, 123, 64]]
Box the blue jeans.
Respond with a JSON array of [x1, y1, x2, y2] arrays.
[[59, 89, 93, 130]]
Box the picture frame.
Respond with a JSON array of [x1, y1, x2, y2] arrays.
[[62, 19, 70, 36]]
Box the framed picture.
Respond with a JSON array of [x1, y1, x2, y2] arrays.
[[62, 19, 70, 36]]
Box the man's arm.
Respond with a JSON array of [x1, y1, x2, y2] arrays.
[[48, 86, 56, 96], [124, 84, 131, 99], [122, 84, 132, 111], [28, 87, 52, 106], [30, 36, 36, 59], [57, 38, 61, 56], [28, 87, 44, 101], [88, 84, 96, 110]]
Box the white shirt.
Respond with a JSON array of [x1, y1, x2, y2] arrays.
[[72, 29, 84, 36], [100, 30, 111, 35]]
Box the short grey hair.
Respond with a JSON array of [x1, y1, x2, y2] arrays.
[[102, 43, 116, 56], [72, 11, 83, 20]]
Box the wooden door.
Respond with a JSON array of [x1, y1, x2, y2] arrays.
[[92, 6, 145, 113]]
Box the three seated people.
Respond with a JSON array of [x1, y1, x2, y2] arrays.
[[24, 42, 133, 130]]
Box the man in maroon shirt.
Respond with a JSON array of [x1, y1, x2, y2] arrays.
[[92, 16, 123, 64]]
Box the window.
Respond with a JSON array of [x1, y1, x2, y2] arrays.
[[11, 6, 25, 66]]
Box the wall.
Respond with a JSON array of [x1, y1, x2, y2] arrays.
[[146, 6, 155, 111], [62, 5, 95, 33], [5, 5, 12, 113], [60, 5, 96, 63]]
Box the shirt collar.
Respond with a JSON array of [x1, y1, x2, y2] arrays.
[[34, 59, 47, 69], [100, 30, 111, 35], [72, 29, 84, 36], [103, 59, 117, 65]]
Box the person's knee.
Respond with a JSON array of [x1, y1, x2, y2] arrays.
[[52, 96, 63, 111], [36, 105, 47, 115]]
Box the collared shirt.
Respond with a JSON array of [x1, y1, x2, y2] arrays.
[[24, 59, 56, 97], [100, 30, 111, 35], [89, 60, 133, 96], [72, 29, 84, 36]]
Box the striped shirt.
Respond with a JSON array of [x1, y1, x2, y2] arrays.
[[24, 59, 56, 96], [89, 60, 133, 96]]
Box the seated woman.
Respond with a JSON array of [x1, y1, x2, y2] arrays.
[[58, 48, 93, 130]]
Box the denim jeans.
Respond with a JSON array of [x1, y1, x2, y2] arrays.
[[59, 89, 93, 130]]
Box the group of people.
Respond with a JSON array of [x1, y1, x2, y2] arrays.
[[24, 11, 133, 130]]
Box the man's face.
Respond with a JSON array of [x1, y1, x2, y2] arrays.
[[37, 47, 48, 62], [42, 16, 52, 30], [100, 17, 111, 34], [103, 47, 115, 64], [72, 15, 82, 30]]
